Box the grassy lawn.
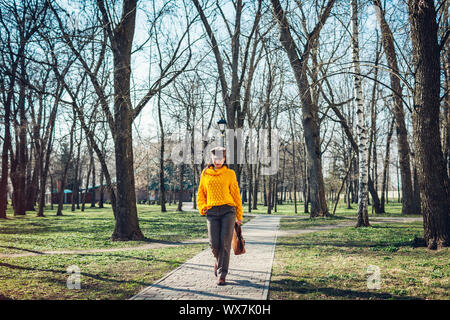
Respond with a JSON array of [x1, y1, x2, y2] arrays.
[[246, 200, 422, 218], [0, 244, 207, 300], [280, 215, 352, 230], [0, 201, 416, 255], [0, 202, 241, 299], [0, 201, 439, 300], [269, 221, 450, 300], [0, 203, 213, 299], [0, 204, 211, 254]]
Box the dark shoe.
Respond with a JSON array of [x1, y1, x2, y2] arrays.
[[217, 277, 226, 286], [214, 263, 218, 277]]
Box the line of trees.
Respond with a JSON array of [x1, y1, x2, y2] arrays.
[[0, 0, 448, 249]]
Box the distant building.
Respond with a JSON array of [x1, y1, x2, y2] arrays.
[[147, 178, 193, 203], [46, 183, 113, 204], [46, 178, 193, 205]]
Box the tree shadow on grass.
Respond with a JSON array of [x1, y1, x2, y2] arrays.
[[0, 293, 12, 300], [0, 239, 208, 258], [0, 224, 114, 235], [269, 279, 422, 300], [370, 225, 421, 229], [73, 252, 191, 266], [0, 262, 151, 286], [275, 240, 415, 250], [0, 245, 44, 255], [39, 274, 142, 300]]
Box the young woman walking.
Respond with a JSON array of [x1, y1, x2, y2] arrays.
[[197, 146, 243, 285]]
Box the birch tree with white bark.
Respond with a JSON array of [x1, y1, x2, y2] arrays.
[[350, 0, 370, 227]]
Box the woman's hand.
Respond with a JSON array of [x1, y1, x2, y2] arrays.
[[235, 219, 242, 225]]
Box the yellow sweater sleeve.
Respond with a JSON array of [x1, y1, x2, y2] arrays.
[[197, 170, 207, 215], [229, 170, 243, 221]]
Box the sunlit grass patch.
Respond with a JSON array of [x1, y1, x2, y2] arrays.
[[0, 204, 209, 254], [0, 244, 207, 300], [270, 221, 449, 300]]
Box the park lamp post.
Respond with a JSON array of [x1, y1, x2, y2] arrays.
[[218, 119, 227, 147]]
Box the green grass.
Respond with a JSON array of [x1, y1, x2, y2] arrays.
[[331, 201, 420, 217], [269, 221, 450, 300], [0, 201, 433, 300], [0, 203, 254, 255], [0, 204, 211, 254], [245, 200, 422, 217], [0, 244, 207, 300], [0, 203, 214, 299], [280, 215, 352, 230]]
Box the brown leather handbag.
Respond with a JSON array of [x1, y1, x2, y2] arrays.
[[232, 222, 246, 255]]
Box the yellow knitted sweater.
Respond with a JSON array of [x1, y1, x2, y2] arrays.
[[197, 165, 243, 221]]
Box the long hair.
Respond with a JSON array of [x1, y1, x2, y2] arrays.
[[204, 146, 228, 170]]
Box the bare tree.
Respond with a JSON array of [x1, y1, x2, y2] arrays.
[[373, 0, 417, 215], [56, 111, 76, 216], [270, 0, 336, 217], [49, 0, 192, 240], [350, 0, 369, 227], [0, 0, 49, 217], [192, 0, 264, 182]]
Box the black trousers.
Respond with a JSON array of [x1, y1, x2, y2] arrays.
[[206, 204, 236, 279]]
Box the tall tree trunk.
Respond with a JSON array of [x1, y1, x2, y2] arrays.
[[37, 121, 56, 217], [57, 119, 76, 216], [397, 160, 401, 203], [411, 151, 421, 214], [334, 153, 355, 215], [304, 174, 310, 214], [263, 177, 267, 207], [288, 108, 298, 214], [265, 69, 273, 215], [99, 170, 105, 208], [105, 0, 144, 241], [191, 118, 197, 211], [303, 145, 309, 214], [72, 128, 82, 212], [177, 163, 184, 212], [253, 162, 259, 210], [25, 146, 39, 211], [50, 175, 54, 210], [111, 110, 142, 240], [351, 0, 370, 227], [441, 0, 450, 185], [374, 0, 417, 215], [271, 0, 335, 218], [366, 33, 383, 214], [408, 0, 450, 249], [90, 156, 96, 208], [0, 94, 11, 219], [81, 149, 92, 212], [248, 164, 252, 213], [246, 135, 253, 213], [380, 118, 395, 213], [13, 58, 28, 216], [346, 179, 352, 209], [0, 2, 48, 218], [157, 91, 167, 212]]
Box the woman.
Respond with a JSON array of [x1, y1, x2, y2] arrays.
[[197, 146, 243, 285]]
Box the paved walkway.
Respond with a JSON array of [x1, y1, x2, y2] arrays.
[[130, 215, 281, 300]]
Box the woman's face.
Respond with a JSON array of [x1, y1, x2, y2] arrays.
[[212, 156, 225, 168]]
